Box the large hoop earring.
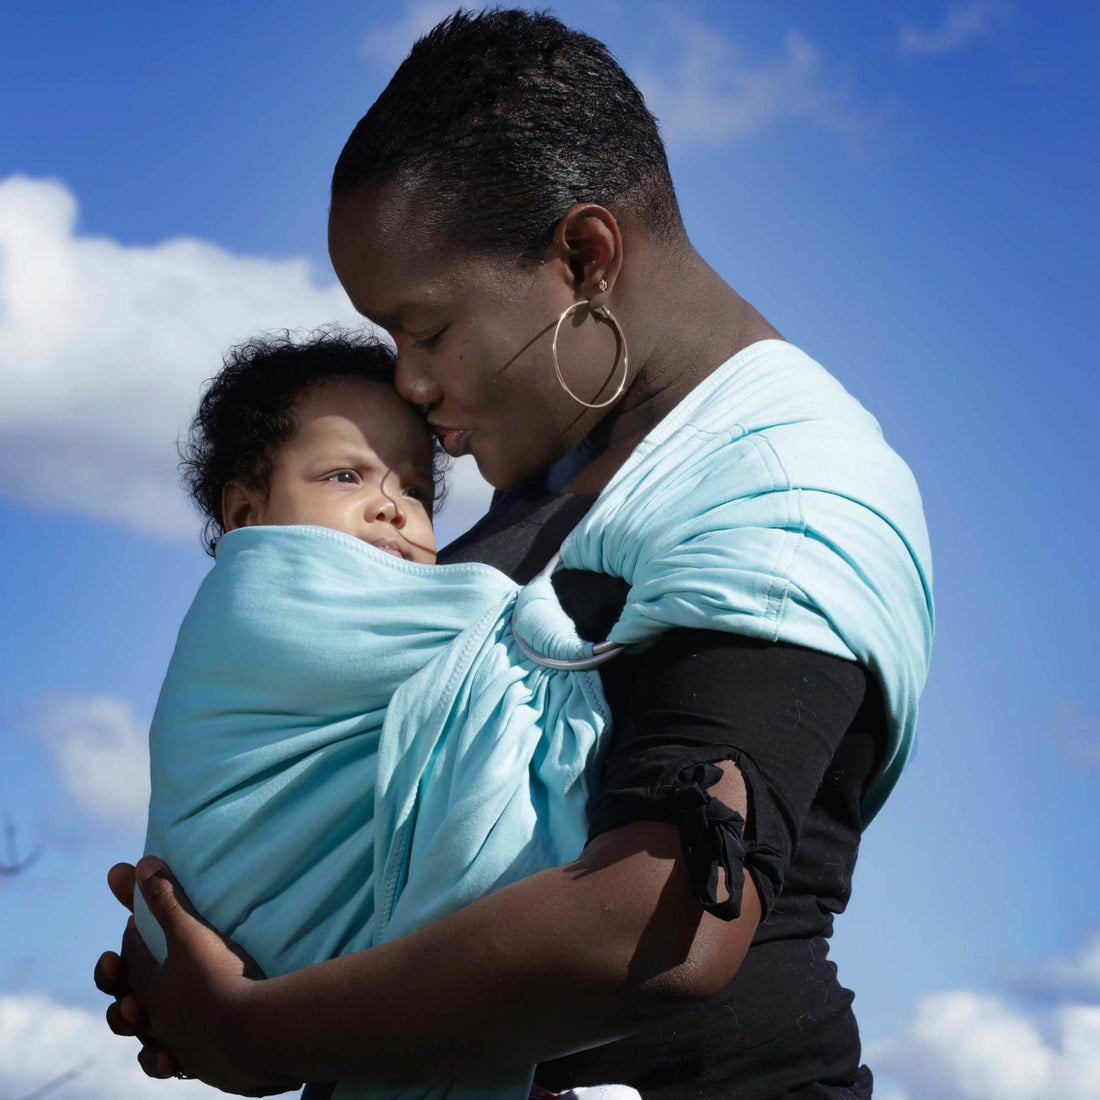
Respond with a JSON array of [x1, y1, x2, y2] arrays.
[[551, 299, 629, 410]]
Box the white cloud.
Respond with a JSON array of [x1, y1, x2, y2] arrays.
[[30, 695, 150, 833], [0, 175, 493, 543], [0, 175, 360, 539], [361, 1, 459, 67], [0, 992, 224, 1099], [872, 989, 1100, 1099], [900, 0, 1013, 56], [1008, 931, 1100, 1005], [635, 22, 868, 147]]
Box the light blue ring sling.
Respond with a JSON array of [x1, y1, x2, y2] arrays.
[[137, 341, 933, 1099]]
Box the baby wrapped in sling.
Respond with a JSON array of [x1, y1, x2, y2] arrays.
[[137, 338, 933, 1100]]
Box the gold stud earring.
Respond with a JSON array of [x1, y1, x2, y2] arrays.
[[598, 278, 608, 292]]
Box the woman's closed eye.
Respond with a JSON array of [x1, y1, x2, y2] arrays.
[[412, 324, 450, 350]]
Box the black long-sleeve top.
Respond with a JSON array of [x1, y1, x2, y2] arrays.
[[439, 487, 881, 1100], [304, 481, 881, 1100]]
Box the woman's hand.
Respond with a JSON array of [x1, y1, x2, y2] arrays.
[[93, 857, 302, 1097], [92, 764, 758, 1086]]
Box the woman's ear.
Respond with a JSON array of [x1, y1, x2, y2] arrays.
[[221, 480, 264, 534], [555, 204, 623, 300]]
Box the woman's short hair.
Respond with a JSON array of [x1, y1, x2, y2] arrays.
[[180, 328, 447, 557], [331, 8, 682, 263]]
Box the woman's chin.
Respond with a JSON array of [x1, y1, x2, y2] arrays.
[[477, 456, 533, 493], [467, 434, 558, 493], [464, 442, 506, 489]]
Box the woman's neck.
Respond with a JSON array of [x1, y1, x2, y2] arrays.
[[567, 246, 781, 494]]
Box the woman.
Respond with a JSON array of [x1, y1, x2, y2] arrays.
[[94, 11, 931, 1098]]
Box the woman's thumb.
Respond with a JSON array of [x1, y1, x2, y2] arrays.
[[135, 856, 198, 950]]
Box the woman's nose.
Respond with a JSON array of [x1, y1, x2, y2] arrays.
[[394, 352, 443, 406]]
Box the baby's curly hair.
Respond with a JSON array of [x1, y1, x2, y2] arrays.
[[180, 327, 448, 557]]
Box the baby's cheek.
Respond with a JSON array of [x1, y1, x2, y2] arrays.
[[409, 521, 438, 564]]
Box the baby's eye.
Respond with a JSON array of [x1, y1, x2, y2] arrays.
[[327, 470, 360, 485], [402, 485, 430, 503]]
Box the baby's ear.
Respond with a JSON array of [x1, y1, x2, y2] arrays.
[[221, 480, 263, 534]]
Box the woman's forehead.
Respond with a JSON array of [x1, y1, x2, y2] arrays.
[[328, 189, 506, 318], [329, 186, 436, 276]]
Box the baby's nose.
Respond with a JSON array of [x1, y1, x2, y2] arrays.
[[373, 495, 404, 526]]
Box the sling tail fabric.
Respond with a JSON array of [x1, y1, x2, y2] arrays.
[[136, 340, 932, 1100]]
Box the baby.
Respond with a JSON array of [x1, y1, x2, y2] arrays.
[[139, 330, 627, 1100], [180, 328, 442, 565]]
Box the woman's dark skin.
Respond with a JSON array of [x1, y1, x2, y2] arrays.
[[94, 189, 782, 1092]]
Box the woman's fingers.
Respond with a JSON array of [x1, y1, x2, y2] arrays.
[[93, 950, 125, 997], [121, 913, 160, 1008], [107, 862, 137, 913], [133, 856, 213, 954], [101, 861, 189, 1086], [137, 1044, 175, 1080], [104, 999, 136, 1038], [118, 993, 147, 1031], [156, 1049, 182, 1078]]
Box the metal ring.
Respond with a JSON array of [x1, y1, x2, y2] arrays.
[[510, 552, 627, 671], [551, 300, 629, 410]]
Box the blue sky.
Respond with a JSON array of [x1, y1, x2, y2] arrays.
[[2, 2, 1099, 1098]]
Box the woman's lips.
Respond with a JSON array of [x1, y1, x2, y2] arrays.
[[433, 426, 472, 458]]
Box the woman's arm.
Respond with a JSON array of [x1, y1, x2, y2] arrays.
[[100, 631, 869, 1090], [99, 761, 758, 1089], [256, 761, 758, 1081]]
